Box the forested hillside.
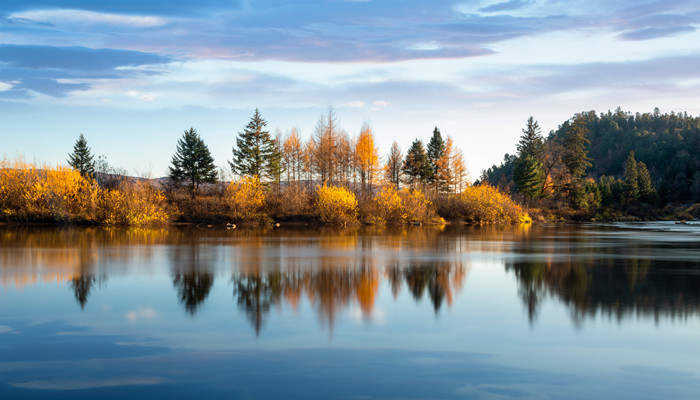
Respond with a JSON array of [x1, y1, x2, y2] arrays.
[[482, 108, 700, 205]]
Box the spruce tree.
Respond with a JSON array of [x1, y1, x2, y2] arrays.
[[67, 134, 95, 178], [514, 117, 546, 199], [230, 108, 279, 180], [623, 151, 639, 205], [637, 161, 656, 203], [427, 127, 445, 184], [514, 154, 545, 200], [562, 114, 592, 208], [169, 127, 217, 195], [402, 139, 431, 188]]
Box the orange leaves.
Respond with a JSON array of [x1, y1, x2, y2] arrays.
[[367, 186, 437, 225], [315, 184, 358, 226], [1, 158, 173, 225], [448, 185, 531, 223], [226, 176, 267, 221]]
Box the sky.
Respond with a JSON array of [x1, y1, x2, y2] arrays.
[[2, 0, 700, 179]]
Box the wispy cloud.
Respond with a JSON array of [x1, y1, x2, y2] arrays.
[[9, 9, 167, 28]]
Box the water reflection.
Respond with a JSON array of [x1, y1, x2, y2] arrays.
[[2, 224, 700, 332]]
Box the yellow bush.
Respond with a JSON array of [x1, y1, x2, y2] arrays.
[[400, 188, 436, 223], [370, 186, 408, 225], [1, 158, 173, 225], [100, 180, 174, 226], [315, 184, 358, 226], [226, 176, 267, 221], [448, 184, 530, 223]]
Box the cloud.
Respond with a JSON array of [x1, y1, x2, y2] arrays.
[[479, 0, 530, 13], [373, 100, 390, 106], [343, 101, 365, 108], [618, 26, 696, 40], [0, 82, 13, 91], [0, 44, 171, 97], [10, 9, 167, 28], [10, 376, 167, 390], [126, 307, 158, 322]]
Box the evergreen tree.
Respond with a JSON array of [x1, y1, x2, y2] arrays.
[[402, 139, 431, 188], [230, 108, 279, 180], [426, 127, 445, 185], [514, 117, 546, 199], [562, 114, 592, 207], [623, 151, 639, 205], [517, 117, 545, 160], [514, 154, 545, 200], [67, 134, 95, 178], [637, 161, 656, 203], [169, 127, 217, 195]]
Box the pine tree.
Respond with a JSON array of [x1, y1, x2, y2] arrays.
[[562, 114, 592, 207], [426, 127, 445, 186], [637, 161, 656, 203], [514, 117, 546, 199], [67, 134, 95, 178], [230, 108, 279, 180], [517, 117, 545, 161], [623, 151, 639, 205], [402, 139, 431, 188], [169, 127, 217, 195], [514, 154, 545, 200]]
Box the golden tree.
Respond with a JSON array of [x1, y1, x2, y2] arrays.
[[355, 122, 380, 196]]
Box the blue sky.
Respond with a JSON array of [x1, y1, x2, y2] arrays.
[[2, 0, 700, 178]]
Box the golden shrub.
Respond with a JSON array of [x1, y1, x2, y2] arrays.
[[448, 184, 530, 223], [399, 188, 437, 223], [370, 186, 407, 225], [100, 180, 174, 226], [226, 176, 267, 221], [315, 184, 358, 226]]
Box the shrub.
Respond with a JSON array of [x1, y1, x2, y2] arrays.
[[226, 176, 267, 222], [315, 184, 358, 226], [445, 184, 531, 223], [100, 180, 175, 226]]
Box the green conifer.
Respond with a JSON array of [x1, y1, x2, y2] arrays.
[[230, 108, 280, 180], [67, 134, 95, 178], [169, 127, 217, 195]]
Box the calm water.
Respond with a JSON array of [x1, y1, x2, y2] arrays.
[[1, 223, 700, 399]]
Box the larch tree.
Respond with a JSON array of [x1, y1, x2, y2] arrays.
[[312, 107, 341, 185], [169, 127, 217, 196], [230, 108, 279, 180], [385, 141, 403, 189], [67, 134, 95, 178], [355, 122, 380, 196], [451, 147, 469, 193], [282, 127, 303, 184]]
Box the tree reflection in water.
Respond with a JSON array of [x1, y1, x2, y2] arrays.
[[170, 242, 216, 317]]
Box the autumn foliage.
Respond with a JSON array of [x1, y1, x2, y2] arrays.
[[226, 176, 267, 221], [1, 158, 174, 225], [315, 184, 358, 226], [443, 184, 531, 223]]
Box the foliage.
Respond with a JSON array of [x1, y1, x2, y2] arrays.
[[514, 154, 545, 200], [355, 122, 380, 196], [399, 188, 437, 223], [444, 185, 530, 223], [169, 127, 217, 194], [427, 127, 445, 185], [100, 180, 174, 226], [315, 184, 358, 226], [402, 139, 431, 187], [231, 108, 280, 180], [67, 134, 95, 178], [226, 176, 267, 222], [1, 158, 173, 225], [368, 186, 408, 225], [623, 151, 639, 205]]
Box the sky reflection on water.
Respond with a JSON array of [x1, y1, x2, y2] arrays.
[[1, 223, 700, 399]]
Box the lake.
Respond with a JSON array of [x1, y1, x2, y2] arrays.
[[1, 222, 700, 399]]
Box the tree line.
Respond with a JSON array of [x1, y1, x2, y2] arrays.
[[480, 108, 700, 218]]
